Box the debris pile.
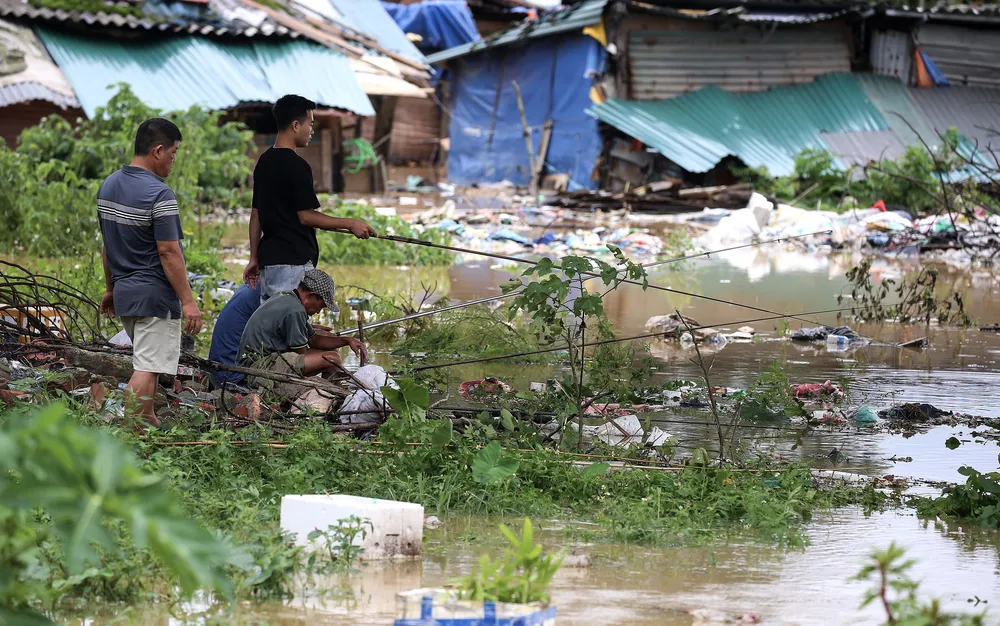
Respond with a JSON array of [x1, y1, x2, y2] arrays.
[[687, 193, 1000, 261], [405, 201, 670, 261]]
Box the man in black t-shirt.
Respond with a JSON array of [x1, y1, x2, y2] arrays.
[[243, 94, 377, 300]]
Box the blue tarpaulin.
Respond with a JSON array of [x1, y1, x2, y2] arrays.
[[380, 1, 479, 53], [447, 33, 604, 189]]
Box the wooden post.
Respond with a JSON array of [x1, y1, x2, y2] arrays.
[[530, 120, 553, 199], [511, 80, 535, 192], [320, 128, 333, 194], [371, 96, 398, 193]]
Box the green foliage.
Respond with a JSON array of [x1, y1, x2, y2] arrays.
[[0, 404, 236, 620], [733, 131, 983, 215], [854, 542, 986, 625], [305, 516, 370, 573], [1, 84, 254, 258], [453, 518, 563, 605], [471, 442, 520, 485], [739, 361, 804, 420], [316, 201, 453, 265], [913, 465, 1000, 529], [29, 0, 141, 16], [391, 304, 554, 362], [838, 258, 971, 326], [382, 378, 431, 422]]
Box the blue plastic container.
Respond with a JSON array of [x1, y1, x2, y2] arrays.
[[394, 590, 556, 626]]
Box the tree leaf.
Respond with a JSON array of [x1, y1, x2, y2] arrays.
[[430, 419, 453, 448], [471, 442, 519, 484], [499, 409, 516, 432], [580, 462, 610, 481], [945, 436, 962, 450]]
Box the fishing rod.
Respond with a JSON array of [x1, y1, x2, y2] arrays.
[[339, 230, 833, 337], [403, 302, 902, 372]]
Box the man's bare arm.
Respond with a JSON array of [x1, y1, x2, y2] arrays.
[[156, 240, 203, 334], [298, 210, 378, 239]]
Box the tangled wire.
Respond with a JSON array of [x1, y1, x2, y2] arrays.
[[0, 260, 110, 357]]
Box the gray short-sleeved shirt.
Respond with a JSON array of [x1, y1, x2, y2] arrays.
[[237, 293, 315, 365], [98, 165, 184, 319]]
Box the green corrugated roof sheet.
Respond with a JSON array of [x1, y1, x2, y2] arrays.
[[38, 27, 376, 118], [591, 73, 891, 176], [426, 0, 607, 64]]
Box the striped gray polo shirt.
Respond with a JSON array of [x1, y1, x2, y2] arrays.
[[97, 165, 184, 319]]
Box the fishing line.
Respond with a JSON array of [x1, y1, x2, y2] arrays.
[[403, 302, 903, 372], [337, 229, 833, 336]]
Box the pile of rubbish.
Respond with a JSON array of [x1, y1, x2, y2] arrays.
[[0, 346, 397, 429], [404, 201, 668, 261], [688, 193, 1000, 259]]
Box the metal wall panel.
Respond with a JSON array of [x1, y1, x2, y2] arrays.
[[909, 86, 1000, 152], [628, 27, 850, 99], [871, 30, 912, 85], [918, 24, 1000, 88]]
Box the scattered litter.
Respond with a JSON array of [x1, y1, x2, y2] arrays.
[[878, 403, 951, 422], [792, 381, 845, 401], [529, 382, 546, 393], [338, 365, 398, 424], [898, 337, 928, 350], [645, 313, 700, 336], [423, 515, 442, 530], [459, 377, 514, 402], [853, 406, 878, 424], [562, 553, 593, 568], [791, 325, 864, 343], [109, 330, 132, 347]]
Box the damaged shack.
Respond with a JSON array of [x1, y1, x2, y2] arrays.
[[427, 0, 1000, 194]]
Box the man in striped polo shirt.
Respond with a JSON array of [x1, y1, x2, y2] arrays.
[[98, 118, 203, 428]]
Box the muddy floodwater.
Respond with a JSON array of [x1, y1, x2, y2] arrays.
[[127, 246, 1000, 625]]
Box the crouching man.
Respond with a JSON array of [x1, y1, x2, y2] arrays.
[[237, 268, 366, 396]]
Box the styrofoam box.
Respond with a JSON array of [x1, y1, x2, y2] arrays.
[[280, 494, 423, 560]]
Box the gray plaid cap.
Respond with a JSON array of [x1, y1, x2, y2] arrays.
[[301, 268, 340, 313]]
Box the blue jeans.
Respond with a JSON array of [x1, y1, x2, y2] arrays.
[[260, 262, 313, 302]]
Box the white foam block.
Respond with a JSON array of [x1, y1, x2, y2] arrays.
[[280, 494, 424, 560]]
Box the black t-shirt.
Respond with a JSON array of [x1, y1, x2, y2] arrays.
[[253, 147, 321, 267]]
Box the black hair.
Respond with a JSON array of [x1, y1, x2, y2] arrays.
[[273, 95, 317, 132], [134, 118, 182, 156]]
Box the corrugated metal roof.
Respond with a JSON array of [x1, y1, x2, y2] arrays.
[[37, 27, 374, 116], [0, 80, 78, 107], [820, 130, 907, 166], [856, 73, 941, 149], [628, 27, 850, 99], [885, 4, 1000, 23], [917, 23, 1000, 88], [328, 0, 426, 63], [590, 73, 890, 176], [909, 86, 1000, 153], [0, 17, 79, 107], [426, 0, 607, 64], [0, 0, 297, 37], [870, 30, 912, 84]]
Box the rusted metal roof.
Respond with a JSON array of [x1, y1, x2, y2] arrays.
[[0, 0, 297, 38], [628, 27, 851, 99]]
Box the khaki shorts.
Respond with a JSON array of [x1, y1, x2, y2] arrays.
[[121, 316, 181, 375], [250, 351, 307, 397]]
